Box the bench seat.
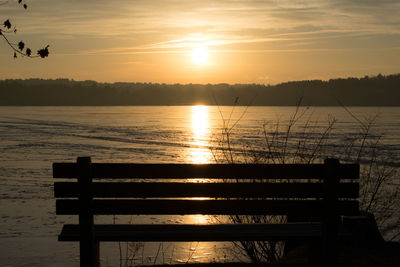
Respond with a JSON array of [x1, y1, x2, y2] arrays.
[[59, 223, 325, 242]]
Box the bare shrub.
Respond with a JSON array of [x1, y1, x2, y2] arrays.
[[211, 105, 400, 263]]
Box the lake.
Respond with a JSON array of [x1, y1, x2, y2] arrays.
[[1, 106, 400, 266]]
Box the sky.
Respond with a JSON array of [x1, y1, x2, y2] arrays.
[[1, 0, 400, 84]]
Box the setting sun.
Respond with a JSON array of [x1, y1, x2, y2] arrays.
[[191, 46, 209, 65]]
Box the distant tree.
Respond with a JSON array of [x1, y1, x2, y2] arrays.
[[0, 0, 49, 58]]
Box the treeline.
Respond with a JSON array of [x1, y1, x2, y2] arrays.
[[1, 74, 400, 106]]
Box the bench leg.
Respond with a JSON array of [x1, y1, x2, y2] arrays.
[[94, 241, 100, 267], [80, 241, 100, 267]]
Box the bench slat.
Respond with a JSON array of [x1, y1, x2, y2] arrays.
[[53, 163, 359, 179], [54, 182, 359, 198], [58, 223, 322, 242], [56, 199, 359, 216]]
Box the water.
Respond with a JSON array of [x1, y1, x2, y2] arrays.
[[1, 106, 400, 266]]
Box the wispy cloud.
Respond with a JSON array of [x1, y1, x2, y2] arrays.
[[3, 0, 396, 53], [83, 27, 392, 56], [12, 0, 400, 36]]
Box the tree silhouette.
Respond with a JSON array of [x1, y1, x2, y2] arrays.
[[1, 0, 49, 58]]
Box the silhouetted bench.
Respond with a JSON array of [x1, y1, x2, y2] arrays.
[[53, 157, 359, 267]]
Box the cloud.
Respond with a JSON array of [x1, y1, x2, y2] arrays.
[[9, 0, 400, 38], [3, 0, 400, 57]]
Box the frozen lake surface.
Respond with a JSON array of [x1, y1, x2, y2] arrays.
[[1, 106, 400, 266]]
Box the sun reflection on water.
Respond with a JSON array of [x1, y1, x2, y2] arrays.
[[185, 106, 214, 231], [188, 105, 212, 164]]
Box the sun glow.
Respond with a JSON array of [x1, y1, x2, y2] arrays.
[[191, 46, 209, 65]]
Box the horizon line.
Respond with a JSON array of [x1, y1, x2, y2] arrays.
[[1, 72, 399, 86]]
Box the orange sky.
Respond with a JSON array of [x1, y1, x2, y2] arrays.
[[1, 0, 400, 84]]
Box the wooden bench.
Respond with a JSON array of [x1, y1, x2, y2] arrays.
[[53, 157, 360, 267]]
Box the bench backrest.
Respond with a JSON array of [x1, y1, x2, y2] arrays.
[[53, 157, 360, 218]]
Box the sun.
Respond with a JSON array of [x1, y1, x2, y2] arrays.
[[191, 46, 208, 65]]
